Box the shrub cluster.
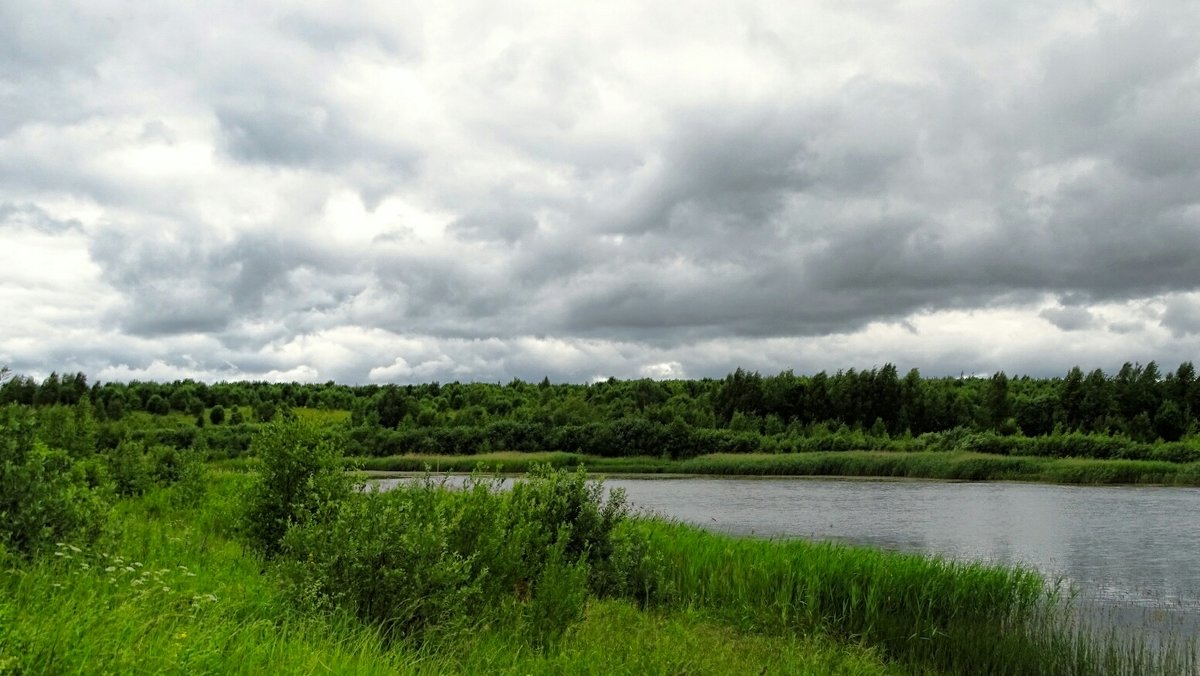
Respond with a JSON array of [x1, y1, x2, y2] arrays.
[[241, 422, 359, 557], [278, 468, 644, 646], [0, 405, 107, 556], [246, 421, 645, 646]]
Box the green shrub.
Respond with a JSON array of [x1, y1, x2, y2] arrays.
[[107, 439, 153, 496], [148, 443, 207, 504], [279, 484, 485, 642], [521, 537, 590, 647], [242, 421, 358, 557], [277, 467, 638, 647], [0, 406, 108, 556], [504, 466, 629, 593]]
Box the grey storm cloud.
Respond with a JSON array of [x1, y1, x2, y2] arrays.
[[2, 0, 1200, 384], [1040, 306, 1099, 332]]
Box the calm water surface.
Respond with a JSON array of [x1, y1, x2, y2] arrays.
[[608, 478, 1200, 606]]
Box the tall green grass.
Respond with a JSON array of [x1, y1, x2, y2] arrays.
[[628, 520, 1197, 674], [0, 475, 411, 674]]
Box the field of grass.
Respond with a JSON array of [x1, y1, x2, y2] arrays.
[[5, 457, 1194, 674], [359, 450, 1200, 485], [0, 471, 898, 674], [292, 407, 352, 425]]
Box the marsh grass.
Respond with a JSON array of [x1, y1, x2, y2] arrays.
[[360, 450, 1200, 485], [358, 451, 671, 475], [625, 519, 1198, 674]]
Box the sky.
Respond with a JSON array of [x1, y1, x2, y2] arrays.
[[2, 1, 1199, 385]]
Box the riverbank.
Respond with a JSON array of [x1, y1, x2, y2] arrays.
[[7, 467, 1195, 674], [352, 450, 1200, 486], [0, 472, 897, 675]]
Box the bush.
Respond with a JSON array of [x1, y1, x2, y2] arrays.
[[278, 466, 639, 647], [149, 443, 208, 505], [279, 482, 486, 642], [108, 439, 153, 496], [242, 421, 358, 557], [0, 405, 108, 556]]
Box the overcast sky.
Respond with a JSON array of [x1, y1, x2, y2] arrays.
[[2, 1, 1199, 384]]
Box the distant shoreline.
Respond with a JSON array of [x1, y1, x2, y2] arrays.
[[338, 450, 1200, 487]]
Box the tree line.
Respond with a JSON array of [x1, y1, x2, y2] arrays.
[[3, 361, 1199, 446]]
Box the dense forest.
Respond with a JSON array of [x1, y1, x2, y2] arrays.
[[3, 361, 1200, 462]]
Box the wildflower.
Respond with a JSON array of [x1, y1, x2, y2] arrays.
[[163, 586, 171, 592], [174, 632, 187, 640], [105, 566, 116, 573]]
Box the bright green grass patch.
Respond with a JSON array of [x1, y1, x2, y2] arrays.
[[435, 599, 900, 676], [292, 407, 351, 425], [0, 476, 410, 675]]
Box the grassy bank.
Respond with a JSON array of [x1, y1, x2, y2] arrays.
[[357, 450, 1200, 485], [0, 471, 894, 674], [5, 468, 1195, 674]]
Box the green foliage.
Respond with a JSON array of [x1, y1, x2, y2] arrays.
[[278, 467, 636, 647], [0, 474, 911, 675], [628, 520, 1194, 674], [148, 444, 208, 505], [241, 421, 358, 557], [0, 406, 108, 556], [255, 401, 277, 423], [3, 461, 1195, 675], [145, 394, 169, 415], [107, 439, 153, 497]]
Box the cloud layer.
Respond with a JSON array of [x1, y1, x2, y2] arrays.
[[2, 1, 1199, 383]]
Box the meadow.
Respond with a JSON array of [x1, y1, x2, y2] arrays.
[[4, 414, 1197, 674]]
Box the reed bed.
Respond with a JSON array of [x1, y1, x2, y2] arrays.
[[627, 519, 1197, 674], [358, 450, 1200, 485]]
